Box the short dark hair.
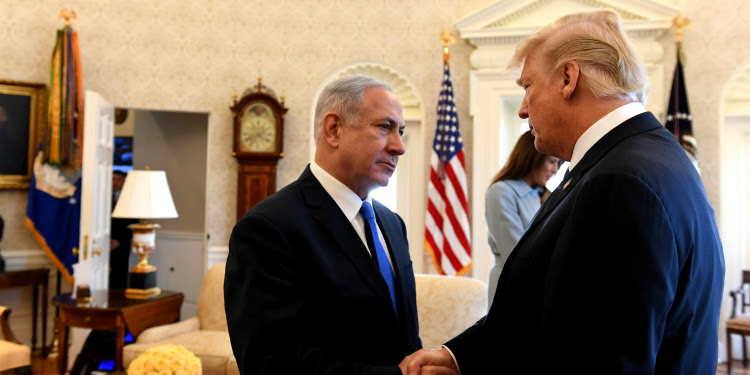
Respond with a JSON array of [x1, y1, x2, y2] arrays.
[[113, 170, 126, 177]]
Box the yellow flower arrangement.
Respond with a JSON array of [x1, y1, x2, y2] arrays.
[[127, 344, 202, 375]]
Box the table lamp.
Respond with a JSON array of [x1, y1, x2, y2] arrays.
[[112, 169, 178, 299]]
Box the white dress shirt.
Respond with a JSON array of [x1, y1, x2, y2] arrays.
[[310, 161, 394, 270], [568, 102, 646, 172]]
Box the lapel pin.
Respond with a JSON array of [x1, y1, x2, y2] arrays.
[[563, 179, 571, 190]]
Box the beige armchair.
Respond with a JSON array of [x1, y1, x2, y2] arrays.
[[0, 305, 32, 374], [122, 264, 237, 375], [414, 274, 488, 349]]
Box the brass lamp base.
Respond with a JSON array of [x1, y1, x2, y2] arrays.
[[125, 222, 162, 299]]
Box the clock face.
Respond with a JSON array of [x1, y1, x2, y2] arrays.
[[240, 103, 277, 153]]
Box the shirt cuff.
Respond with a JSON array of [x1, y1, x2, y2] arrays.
[[441, 345, 462, 375]]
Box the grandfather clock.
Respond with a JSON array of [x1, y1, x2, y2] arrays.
[[230, 78, 288, 221]]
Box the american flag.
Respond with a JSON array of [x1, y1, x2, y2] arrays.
[[424, 59, 471, 276]]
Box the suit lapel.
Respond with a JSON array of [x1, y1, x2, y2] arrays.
[[518, 112, 663, 248], [297, 167, 396, 317]]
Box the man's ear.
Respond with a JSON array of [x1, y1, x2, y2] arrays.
[[322, 112, 343, 148], [561, 61, 580, 100]]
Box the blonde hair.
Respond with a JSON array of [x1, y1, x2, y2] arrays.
[[509, 9, 648, 104]]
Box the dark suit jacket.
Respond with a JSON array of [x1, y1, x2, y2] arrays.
[[225, 166, 421, 375], [447, 112, 724, 374]]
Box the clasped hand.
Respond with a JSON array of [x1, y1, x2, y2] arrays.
[[398, 348, 459, 375]]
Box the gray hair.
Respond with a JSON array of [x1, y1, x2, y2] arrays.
[[509, 9, 648, 104], [313, 75, 393, 142]]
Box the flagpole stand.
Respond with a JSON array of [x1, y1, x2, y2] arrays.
[[44, 270, 62, 357]]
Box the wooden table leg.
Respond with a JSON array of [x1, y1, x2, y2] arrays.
[[58, 321, 68, 375], [115, 315, 125, 370]]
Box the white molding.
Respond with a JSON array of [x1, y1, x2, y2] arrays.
[[207, 246, 229, 270], [457, 0, 678, 66], [2, 249, 54, 270], [468, 69, 527, 283]]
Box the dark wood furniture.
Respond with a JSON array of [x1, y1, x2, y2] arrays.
[[51, 289, 183, 373], [230, 78, 288, 221], [727, 270, 750, 374], [0, 269, 49, 356]]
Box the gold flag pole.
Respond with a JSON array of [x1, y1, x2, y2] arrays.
[[439, 31, 455, 64], [671, 14, 690, 62], [45, 10, 78, 356]]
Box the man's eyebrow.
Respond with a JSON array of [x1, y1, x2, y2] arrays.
[[378, 116, 404, 126], [516, 77, 525, 87]]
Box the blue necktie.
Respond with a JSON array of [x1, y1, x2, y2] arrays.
[[360, 201, 399, 320], [563, 168, 570, 180]]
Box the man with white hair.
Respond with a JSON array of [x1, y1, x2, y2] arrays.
[[226, 75, 421, 374]]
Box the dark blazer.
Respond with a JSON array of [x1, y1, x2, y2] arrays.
[[225, 165, 421, 375], [447, 112, 724, 374]]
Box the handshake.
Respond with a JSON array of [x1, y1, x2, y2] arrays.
[[398, 348, 459, 375]]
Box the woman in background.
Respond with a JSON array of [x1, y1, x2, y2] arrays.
[[485, 131, 560, 305]]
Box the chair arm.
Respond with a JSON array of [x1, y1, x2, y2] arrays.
[[730, 288, 747, 319], [135, 316, 200, 343], [0, 305, 22, 344]]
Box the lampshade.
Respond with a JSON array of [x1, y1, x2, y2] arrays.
[[112, 170, 178, 219]]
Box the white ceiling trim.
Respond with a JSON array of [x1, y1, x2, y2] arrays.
[[457, 0, 680, 44]]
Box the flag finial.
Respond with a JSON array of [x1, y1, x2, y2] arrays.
[[671, 15, 690, 42], [439, 31, 455, 57], [59, 8, 77, 27]]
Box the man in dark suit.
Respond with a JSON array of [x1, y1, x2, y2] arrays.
[[225, 75, 421, 375], [404, 10, 724, 375]]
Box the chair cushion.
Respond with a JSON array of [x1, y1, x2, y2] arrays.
[[198, 265, 228, 332], [727, 314, 750, 330], [0, 339, 31, 372], [123, 330, 232, 375], [415, 274, 488, 349]]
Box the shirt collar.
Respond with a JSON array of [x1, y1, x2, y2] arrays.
[[568, 102, 646, 171], [310, 161, 371, 222], [506, 179, 539, 198]]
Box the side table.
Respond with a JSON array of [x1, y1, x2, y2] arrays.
[[51, 289, 183, 373]]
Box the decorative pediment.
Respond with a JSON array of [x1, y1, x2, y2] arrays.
[[725, 63, 750, 114], [457, 0, 680, 49]]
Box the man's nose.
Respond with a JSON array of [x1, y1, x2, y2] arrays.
[[518, 99, 529, 119], [390, 132, 406, 155]]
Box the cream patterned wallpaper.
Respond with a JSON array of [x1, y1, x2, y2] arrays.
[[0, 0, 748, 261], [0, 0, 494, 252]]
